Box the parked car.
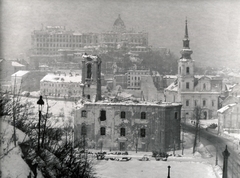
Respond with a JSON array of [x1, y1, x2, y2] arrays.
[[138, 155, 150, 161]]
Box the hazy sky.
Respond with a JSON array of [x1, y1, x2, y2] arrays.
[[1, 0, 240, 68]]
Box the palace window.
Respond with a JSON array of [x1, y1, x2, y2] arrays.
[[121, 111, 126, 119], [203, 100, 206, 107], [186, 82, 189, 89], [186, 100, 189, 106], [186, 67, 190, 74], [195, 100, 197, 107], [81, 110, 87, 117], [140, 128, 146, 137], [120, 128, 126, 136], [100, 127, 106, 135], [100, 110, 106, 121], [141, 112, 146, 119]]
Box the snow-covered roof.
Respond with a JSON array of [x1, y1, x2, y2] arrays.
[[165, 81, 178, 92], [217, 103, 237, 114], [12, 61, 25, 67], [163, 75, 177, 79], [11, 70, 29, 77], [40, 73, 82, 83], [77, 100, 182, 108]]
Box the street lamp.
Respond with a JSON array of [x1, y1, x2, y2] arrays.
[[37, 95, 44, 152]]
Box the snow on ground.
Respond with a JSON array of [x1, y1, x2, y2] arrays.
[[1, 121, 30, 178], [94, 132, 220, 178], [20, 97, 76, 128], [94, 153, 217, 178], [1, 147, 31, 178]]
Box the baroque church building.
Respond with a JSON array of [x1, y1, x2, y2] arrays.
[[164, 20, 222, 120]]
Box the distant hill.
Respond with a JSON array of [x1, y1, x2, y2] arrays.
[[1, 0, 240, 68]]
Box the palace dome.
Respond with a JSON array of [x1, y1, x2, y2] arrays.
[[113, 14, 126, 32]]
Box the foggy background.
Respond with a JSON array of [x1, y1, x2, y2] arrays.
[[1, 0, 240, 68]]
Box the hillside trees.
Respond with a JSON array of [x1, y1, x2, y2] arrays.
[[99, 50, 178, 75], [0, 91, 96, 177]]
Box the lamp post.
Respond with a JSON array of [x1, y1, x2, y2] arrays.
[[37, 96, 44, 152]]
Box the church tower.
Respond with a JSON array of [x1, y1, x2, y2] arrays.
[[81, 54, 102, 102], [178, 19, 194, 93]]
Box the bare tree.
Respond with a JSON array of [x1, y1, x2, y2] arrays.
[[193, 106, 203, 154]]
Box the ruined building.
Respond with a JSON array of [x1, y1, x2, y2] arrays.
[[74, 54, 182, 152]]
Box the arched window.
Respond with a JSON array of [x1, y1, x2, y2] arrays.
[[121, 111, 126, 119], [81, 125, 87, 136], [81, 110, 87, 117], [120, 128, 126, 136], [141, 112, 146, 119], [140, 128, 146, 137], [87, 63, 92, 79], [186, 67, 190, 74], [100, 127, 106, 135], [100, 110, 106, 121]]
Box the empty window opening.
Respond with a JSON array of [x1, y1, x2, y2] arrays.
[[141, 112, 146, 119], [140, 128, 146, 137], [100, 110, 106, 121], [100, 127, 106, 135], [174, 112, 178, 119], [121, 111, 126, 119], [120, 128, 126, 136], [81, 110, 87, 117]]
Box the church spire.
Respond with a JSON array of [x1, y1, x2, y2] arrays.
[[180, 18, 193, 59], [184, 18, 188, 39]]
